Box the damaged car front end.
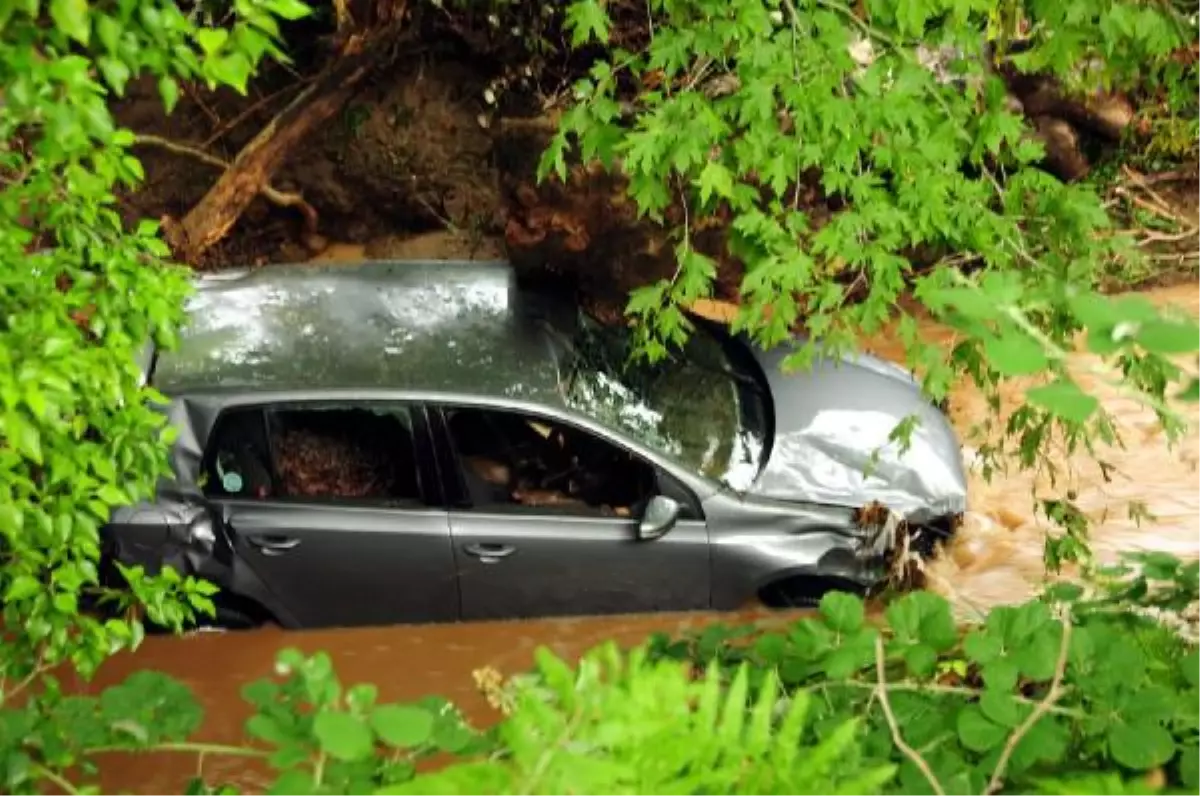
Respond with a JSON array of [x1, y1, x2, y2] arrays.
[[708, 336, 970, 607]]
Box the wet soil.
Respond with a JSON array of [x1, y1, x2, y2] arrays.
[[114, 55, 503, 271]]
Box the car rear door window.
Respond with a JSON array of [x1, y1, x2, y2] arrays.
[[440, 406, 700, 519], [203, 404, 424, 505]]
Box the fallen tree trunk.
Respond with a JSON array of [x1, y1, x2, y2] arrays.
[[133, 133, 323, 250], [164, 19, 409, 264]]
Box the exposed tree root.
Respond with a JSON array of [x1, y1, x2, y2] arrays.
[[164, 6, 410, 264], [133, 134, 324, 251]]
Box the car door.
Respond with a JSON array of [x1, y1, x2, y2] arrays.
[[430, 403, 711, 621], [200, 401, 457, 628]]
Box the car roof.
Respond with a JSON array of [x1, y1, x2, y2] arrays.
[[150, 259, 570, 402]]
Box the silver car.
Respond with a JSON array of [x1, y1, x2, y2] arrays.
[[103, 259, 968, 630]]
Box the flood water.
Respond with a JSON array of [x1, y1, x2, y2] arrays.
[[82, 281, 1199, 794]]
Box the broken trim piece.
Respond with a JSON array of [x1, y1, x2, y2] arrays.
[[854, 500, 963, 592]]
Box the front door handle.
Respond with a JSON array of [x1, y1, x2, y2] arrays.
[[462, 543, 516, 561], [246, 534, 301, 556]]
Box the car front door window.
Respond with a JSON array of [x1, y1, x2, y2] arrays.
[[445, 406, 664, 517], [439, 405, 710, 620]]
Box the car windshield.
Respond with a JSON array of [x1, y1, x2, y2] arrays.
[[553, 312, 769, 491]]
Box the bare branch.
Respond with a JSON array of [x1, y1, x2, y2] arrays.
[[985, 619, 1074, 795], [133, 133, 320, 245], [874, 634, 946, 796]]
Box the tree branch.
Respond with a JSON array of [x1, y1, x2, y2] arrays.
[[165, 11, 409, 263], [133, 133, 320, 246], [985, 619, 1073, 795], [874, 635, 946, 796]]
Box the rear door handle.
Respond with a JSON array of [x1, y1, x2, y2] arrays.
[[246, 534, 301, 556], [462, 543, 516, 561]]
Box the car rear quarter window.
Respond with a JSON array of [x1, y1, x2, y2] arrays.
[[203, 403, 424, 506]]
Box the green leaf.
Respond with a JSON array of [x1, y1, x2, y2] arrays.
[[979, 689, 1023, 728], [49, 0, 90, 44], [887, 592, 959, 651], [963, 629, 1003, 664], [1136, 317, 1200, 355], [1013, 626, 1060, 681], [209, 52, 253, 94], [903, 644, 937, 679], [1010, 717, 1069, 772], [195, 28, 228, 55], [564, 0, 610, 47], [4, 575, 41, 602], [1027, 379, 1099, 424], [312, 711, 374, 762], [1180, 741, 1199, 793], [158, 77, 180, 114], [0, 503, 23, 534], [928, 286, 1001, 322], [97, 56, 132, 95], [697, 160, 735, 205], [957, 705, 1008, 752], [246, 714, 291, 745], [8, 413, 43, 464], [981, 658, 1020, 691], [1180, 650, 1198, 688], [823, 628, 877, 679], [1108, 721, 1176, 770], [266, 0, 311, 20], [370, 705, 434, 749], [985, 332, 1050, 376], [819, 591, 865, 633]]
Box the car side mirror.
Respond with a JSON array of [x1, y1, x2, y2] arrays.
[[638, 495, 681, 541]]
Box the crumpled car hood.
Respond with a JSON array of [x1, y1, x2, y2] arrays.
[[745, 341, 968, 522]]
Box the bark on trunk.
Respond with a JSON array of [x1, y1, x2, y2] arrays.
[[166, 21, 407, 263]]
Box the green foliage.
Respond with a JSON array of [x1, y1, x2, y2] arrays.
[[539, 0, 1200, 567], [0, 1, 1196, 795], [7, 556, 1195, 794], [635, 556, 1199, 794], [0, 0, 312, 688], [387, 644, 897, 795], [0, 646, 486, 795], [236, 648, 490, 794]]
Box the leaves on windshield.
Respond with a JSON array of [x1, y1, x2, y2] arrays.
[[560, 315, 743, 483]]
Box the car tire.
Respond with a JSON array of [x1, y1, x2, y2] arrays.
[[758, 575, 868, 610]]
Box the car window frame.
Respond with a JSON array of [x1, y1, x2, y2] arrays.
[[427, 401, 705, 522], [199, 399, 443, 510]]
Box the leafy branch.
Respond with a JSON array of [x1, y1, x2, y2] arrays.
[[544, 0, 1200, 572]]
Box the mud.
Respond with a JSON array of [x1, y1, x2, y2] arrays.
[[82, 609, 805, 793], [83, 272, 1199, 794]]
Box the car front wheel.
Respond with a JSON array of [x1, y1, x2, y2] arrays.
[[758, 574, 868, 609]]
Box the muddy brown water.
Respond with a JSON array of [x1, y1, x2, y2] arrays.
[[81, 278, 1198, 794]]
